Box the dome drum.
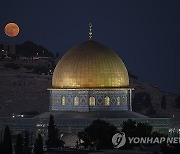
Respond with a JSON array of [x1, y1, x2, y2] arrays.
[[49, 89, 132, 111]]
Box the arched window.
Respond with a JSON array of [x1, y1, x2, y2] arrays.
[[124, 96, 127, 106], [117, 96, 121, 105], [89, 97, 95, 106], [74, 96, 79, 106], [105, 96, 110, 106], [61, 96, 65, 106], [54, 96, 58, 104], [122, 95, 127, 106]]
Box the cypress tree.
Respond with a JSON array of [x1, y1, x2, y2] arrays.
[[34, 138, 39, 154], [0, 142, 3, 154], [46, 115, 61, 148], [2, 126, 12, 154], [34, 134, 44, 154], [22, 131, 31, 154], [23, 131, 29, 147], [15, 134, 23, 154], [47, 114, 55, 148]]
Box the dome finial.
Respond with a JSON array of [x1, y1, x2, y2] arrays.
[[89, 23, 93, 40]]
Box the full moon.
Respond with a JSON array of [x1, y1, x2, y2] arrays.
[[4, 23, 20, 37]]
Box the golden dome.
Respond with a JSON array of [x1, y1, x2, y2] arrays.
[[52, 40, 129, 89]]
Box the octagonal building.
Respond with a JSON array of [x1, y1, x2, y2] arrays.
[[49, 39, 133, 112]]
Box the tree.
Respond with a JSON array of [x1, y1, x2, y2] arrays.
[[0, 142, 3, 154], [78, 119, 118, 149], [34, 134, 44, 154], [46, 115, 64, 148], [15, 134, 23, 154], [121, 119, 153, 149], [122, 119, 153, 138], [121, 119, 136, 137], [132, 92, 155, 116], [132, 92, 153, 112], [22, 131, 31, 154], [161, 141, 173, 154], [161, 95, 167, 109], [16, 41, 54, 57], [121, 119, 137, 149], [136, 123, 152, 137], [132, 93, 143, 111], [2, 126, 12, 154], [22, 131, 29, 147]]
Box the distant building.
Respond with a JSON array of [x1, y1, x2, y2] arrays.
[[0, 43, 16, 58]]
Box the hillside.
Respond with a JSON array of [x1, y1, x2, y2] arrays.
[[130, 75, 178, 118], [0, 59, 178, 118]]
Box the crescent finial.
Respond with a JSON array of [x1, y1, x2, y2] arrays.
[[89, 23, 93, 40]]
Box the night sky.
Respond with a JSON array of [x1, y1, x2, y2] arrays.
[[0, 0, 180, 94]]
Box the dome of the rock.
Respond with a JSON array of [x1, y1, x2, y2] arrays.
[[52, 40, 129, 89]]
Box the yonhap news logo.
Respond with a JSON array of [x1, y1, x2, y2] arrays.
[[112, 132, 126, 148], [112, 132, 180, 148]]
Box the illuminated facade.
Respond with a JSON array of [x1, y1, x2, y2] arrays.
[[49, 40, 133, 112]]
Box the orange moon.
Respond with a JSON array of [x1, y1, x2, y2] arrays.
[[4, 23, 20, 37]]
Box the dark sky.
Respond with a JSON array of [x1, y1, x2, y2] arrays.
[[0, 0, 180, 94]]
